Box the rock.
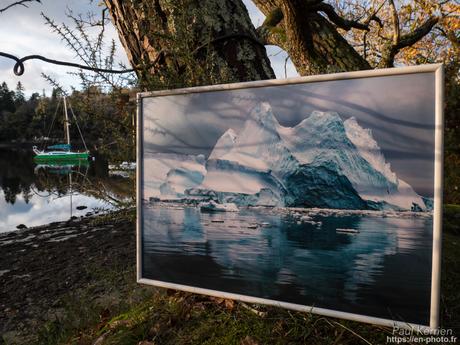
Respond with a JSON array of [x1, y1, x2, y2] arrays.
[[76, 205, 87, 210], [16, 224, 27, 230]]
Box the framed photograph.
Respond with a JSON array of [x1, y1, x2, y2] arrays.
[[137, 64, 443, 331]]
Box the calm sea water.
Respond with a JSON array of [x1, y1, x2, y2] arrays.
[[0, 147, 129, 232], [142, 204, 433, 325]]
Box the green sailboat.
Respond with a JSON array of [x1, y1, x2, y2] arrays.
[[33, 96, 89, 162]]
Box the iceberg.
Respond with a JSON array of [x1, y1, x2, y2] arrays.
[[143, 153, 206, 198], [146, 102, 428, 211], [343, 117, 425, 210]]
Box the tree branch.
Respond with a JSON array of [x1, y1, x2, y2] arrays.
[[0, 0, 40, 13], [363, 0, 386, 28], [312, 2, 370, 31], [395, 16, 439, 50], [367, 13, 383, 28], [379, 15, 439, 67], [435, 26, 459, 50], [256, 7, 285, 46], [388, 0, 400, 45]]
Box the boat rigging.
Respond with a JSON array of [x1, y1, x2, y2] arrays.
[[32, 96, 90, 162]]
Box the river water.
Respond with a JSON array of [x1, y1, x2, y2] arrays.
[[0, 147, 132, 232], [142, 203, 433, 326]]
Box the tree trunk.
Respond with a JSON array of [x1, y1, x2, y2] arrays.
[[104, 0, 275, 87], [254, 0, 371, 75]]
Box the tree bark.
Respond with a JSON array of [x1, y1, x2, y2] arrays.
[[104, 0, 275, 87], [254, 0, 371, 75]]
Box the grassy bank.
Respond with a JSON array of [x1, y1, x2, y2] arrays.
[[2, 207, 459, 345]]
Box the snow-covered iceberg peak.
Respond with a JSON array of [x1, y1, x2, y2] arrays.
[[208, 128, 237, 160], [208, 101, 292, 173], [249, 101, 280, 128], [344, 117, 397, 184], [279, 110, 352, 165], [305, 110, 344, 129]]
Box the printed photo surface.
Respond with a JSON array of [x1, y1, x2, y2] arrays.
[[138, 66, 442, 328]]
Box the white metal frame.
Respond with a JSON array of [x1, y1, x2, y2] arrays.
[[136, 64, 444, 332]]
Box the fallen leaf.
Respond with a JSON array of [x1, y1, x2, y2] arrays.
[[240, 336, 259, 345], [224, 299, 235, 310]]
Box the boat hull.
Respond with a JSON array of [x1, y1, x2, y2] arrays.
[[34, 152, 90, 161]]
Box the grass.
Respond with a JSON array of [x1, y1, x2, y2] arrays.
[[440, 204, 460, 335], [15, 205, 460, 344], [34, 289, 393, 345], [444, 204, 460, 235]]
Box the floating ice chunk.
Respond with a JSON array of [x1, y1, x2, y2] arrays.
[[199, 200, 239, 212], [336, 228, 360, 234]]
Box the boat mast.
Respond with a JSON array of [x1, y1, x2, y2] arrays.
[[63, 96, 71, 147]]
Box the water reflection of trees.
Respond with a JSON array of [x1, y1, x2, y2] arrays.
[[0, 148, 133, 205], [0, 148, 35, 204]]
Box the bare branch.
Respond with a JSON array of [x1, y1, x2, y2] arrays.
[[312, 2, 370, 31], [363, 1, 385, 28], [363, 31, 368, 59], [388, 0, 400, 45], [284, 55, 289, 78], [367, 13, 384, 28], [379, 15, 439, 67], [395, 16, 439, 50], [305, 0, 325, 6], [435, 26, 460, 49], [0, 0, 40, 13]]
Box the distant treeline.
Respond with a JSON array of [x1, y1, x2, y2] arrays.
[[0, 81, 136, 161], [0, 81, 41, 142]]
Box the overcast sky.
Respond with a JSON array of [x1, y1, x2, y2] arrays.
[[0, 0, 297, 96], [143, 72, 437, 197]]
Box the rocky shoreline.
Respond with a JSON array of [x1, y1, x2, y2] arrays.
[[0, 212, 136, 343]]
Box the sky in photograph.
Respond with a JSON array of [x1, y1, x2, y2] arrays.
[[0, 0, 297, 96], [143, 72, 437, 197]]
